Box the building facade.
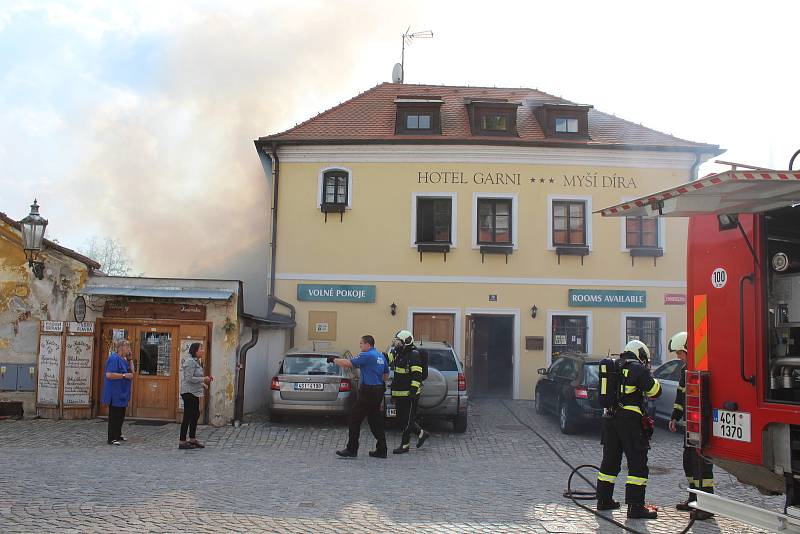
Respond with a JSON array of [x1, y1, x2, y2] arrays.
[[255, 83, 721, 400]]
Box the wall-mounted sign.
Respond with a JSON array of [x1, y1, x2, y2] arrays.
[[297, 284, 376, 303], [488, 294, 498, 302], [415, 169, 638, 190], [63, 336, 93, 406], [36, 335, 62, 406], [664, 294, 687, 305], [103, 302, 206, 321], [68, 322, 94, 334], [73, 296, 86, 323], [569, 289, 646, 308], [41, 321, 64, 333]]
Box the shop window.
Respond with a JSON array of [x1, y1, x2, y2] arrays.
[[318, 169, 350, 221], [555, 117, 579, 133], [626, 316, 662, 365]]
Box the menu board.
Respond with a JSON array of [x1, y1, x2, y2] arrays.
[[157, 335, 172, 376], [63, 336, 93, 406], [37, 335, 62, 405]]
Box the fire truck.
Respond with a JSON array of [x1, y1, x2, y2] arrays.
[[600, 156, 800, 532]]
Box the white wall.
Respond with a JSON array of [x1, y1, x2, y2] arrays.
[[243, 328, 286, 415]]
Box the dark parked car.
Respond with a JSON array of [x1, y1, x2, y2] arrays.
[[648, 358, 685, 425], [535, 353, 605, 434]]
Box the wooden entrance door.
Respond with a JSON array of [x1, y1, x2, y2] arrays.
[[97, 323, 134, 417], [412, 313, 455, 345], [132, 325, 177, 420]]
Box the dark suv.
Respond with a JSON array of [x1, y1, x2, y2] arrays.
[[534, 353, 605, 434]]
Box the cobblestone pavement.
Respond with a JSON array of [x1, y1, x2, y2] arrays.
[[0, 399, 783, 533]]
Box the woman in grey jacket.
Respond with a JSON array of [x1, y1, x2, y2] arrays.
[[179, 343, 213, 449]]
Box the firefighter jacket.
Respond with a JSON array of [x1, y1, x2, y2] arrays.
[[671, 361, 687, 422], [617, 356, 662, 416], [387, 346, 424, 398]]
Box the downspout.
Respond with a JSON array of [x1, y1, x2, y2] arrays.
[[689, 150, 703, 181], [264, 143, 296, 348], [233, 326, 259, 425]]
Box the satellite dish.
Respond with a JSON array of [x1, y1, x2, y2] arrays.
[[392, 63, 403, 84]]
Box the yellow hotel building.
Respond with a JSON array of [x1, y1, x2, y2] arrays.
[[254, 83, 721, 400]]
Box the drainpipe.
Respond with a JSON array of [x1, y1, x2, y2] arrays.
[[689, 151, 703, 181], [264, 143, 296, 348], [233, 326, 259, 425]]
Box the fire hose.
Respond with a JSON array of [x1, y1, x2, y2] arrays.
[[500, 400, 697, 534]]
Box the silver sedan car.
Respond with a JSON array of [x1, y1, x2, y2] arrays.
[[649, 358, 686, 424], [268, 349, 359, 422]]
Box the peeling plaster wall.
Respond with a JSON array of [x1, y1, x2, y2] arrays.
[[0, 221, 92, 415]]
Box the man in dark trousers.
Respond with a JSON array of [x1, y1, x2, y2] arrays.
[[596, 340, 662, 519], [330, 335, 389, 458], [668, 331, 714, 520], [387, 330, 430, 454]]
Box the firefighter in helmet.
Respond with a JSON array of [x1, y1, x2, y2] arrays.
[[596, 339, 662, 519], [386, 330, 430, 454], [668, 331, 714, 520]]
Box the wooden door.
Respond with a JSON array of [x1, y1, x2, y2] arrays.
[[97, 323, 133, 417], [413, 313, 455, 345], [132, 325, 177, 420]]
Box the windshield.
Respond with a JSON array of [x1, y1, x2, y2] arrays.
[[282, 356, 338, 375], [583, 363, 600, 387], [426, 349, 458, 371]]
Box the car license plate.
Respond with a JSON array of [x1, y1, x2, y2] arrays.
[[294, 382, 324, 391], [385, 405, 396, 417], [712, 409, 751, 442]]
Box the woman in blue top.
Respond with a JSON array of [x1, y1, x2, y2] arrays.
[[102, 339, 133, 445]]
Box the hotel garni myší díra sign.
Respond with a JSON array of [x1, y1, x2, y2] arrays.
[[416, 170, 639, 189], [569, 289, 647, 308], [297, 284, 376, 303]]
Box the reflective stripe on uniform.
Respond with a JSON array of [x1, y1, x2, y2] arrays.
[[686, 477, 697, 487], [678, 385, 686, 393], [600, 377, 607, 394], [597, 472, 617, 483], [622, 405, 643, 415], [646, 380, 661, 397], [622, 385, 637, 394], [627, 475, 648, 486], [410, 365, 423, 373], [410, 380, 421, 389], [394, 368, 408, 374], [392, 390, 409, 397], [673, 404, 684, 411], [701, 479, 714, 488]]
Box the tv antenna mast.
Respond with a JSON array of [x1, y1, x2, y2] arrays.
[[396, 26, 433, 84]]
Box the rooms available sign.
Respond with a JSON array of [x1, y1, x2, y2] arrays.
[[569, 289, 646, 308]]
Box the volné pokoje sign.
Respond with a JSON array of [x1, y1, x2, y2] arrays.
[[569, 289, 647, 308], [297, 284, 376, 303]]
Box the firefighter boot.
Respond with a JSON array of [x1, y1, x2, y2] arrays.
[[627, 504, 658, 519], [675, 498, 694, 512], [596, 480, 620, 511]]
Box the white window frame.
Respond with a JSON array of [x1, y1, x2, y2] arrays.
[[619, 197, 666, 252], [464, 307, 521, 399], [546, 310, 593, 367], [555, 117, 579, 133], [547, 195, 593, 251], [316, 166, 353, 209], [406, 307, 463, 361], [472, 192, 519, 250], [620, 312, 667, 364], [410, 192, 458, 248]]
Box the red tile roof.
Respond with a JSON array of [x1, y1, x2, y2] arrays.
[[256, 83, 720, 152]]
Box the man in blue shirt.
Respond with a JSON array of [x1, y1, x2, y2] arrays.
[[329, 335, 389, 458]]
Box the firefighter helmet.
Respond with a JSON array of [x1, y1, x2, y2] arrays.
[[623, 339, 651, 365], [668, 331, 688, 353], [393, 329, 414, 348]]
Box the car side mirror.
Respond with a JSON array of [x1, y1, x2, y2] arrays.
[[537, 368, 547, 375]]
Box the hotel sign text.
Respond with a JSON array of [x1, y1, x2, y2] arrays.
[[417, 170, 638, 189]]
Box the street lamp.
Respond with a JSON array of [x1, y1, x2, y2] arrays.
[[19, 199, 48, 280]]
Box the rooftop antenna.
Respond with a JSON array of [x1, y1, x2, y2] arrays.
[[397, 26, 433, 84]]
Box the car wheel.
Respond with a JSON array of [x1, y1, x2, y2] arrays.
[[268, 411, 283, 423], [558, 402, 575, 434], [534, 388, 546, 415], [453, 413, 468, 433]]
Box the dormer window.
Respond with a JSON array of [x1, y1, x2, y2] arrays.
[[555, 117, 579, 133], [534, 103, 592, 139], [466, 99, 520, 136], [395, 97, 442, 135]]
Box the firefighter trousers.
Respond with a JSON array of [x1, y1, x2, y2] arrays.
[[683, 445, 714, 499], [597, 411, 650, 506], [396, 396, 423, 448]]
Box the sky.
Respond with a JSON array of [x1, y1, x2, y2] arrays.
[[2, 1, 799, 314]]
